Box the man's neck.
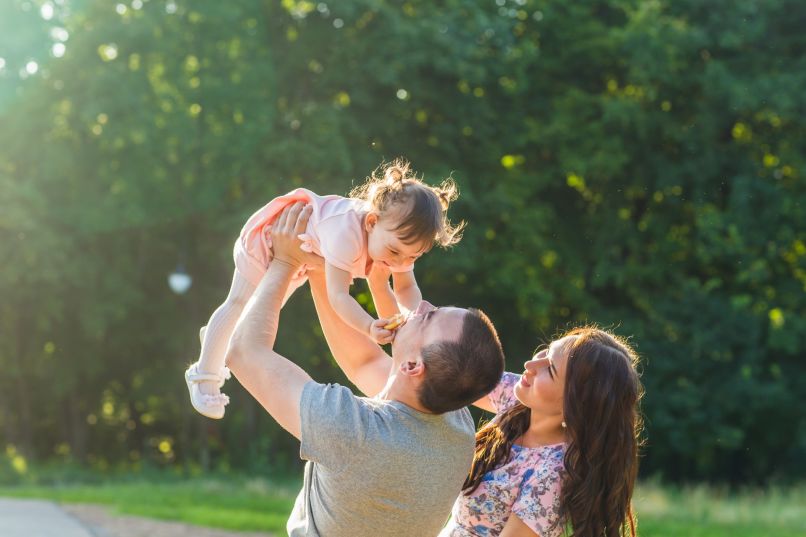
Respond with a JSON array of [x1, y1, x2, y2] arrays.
[[376, 373, 433, 414]]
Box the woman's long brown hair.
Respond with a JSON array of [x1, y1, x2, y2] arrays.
[[463, 327, 644, 537]]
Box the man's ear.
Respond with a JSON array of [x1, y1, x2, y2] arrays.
[[399, 360, 425, 378], [365, 212, 378, 232]]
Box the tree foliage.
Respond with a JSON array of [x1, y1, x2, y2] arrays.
[[0, 0, 803, 484]]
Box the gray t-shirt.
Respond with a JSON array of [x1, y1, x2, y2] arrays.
[[286, 381, 476, 537]]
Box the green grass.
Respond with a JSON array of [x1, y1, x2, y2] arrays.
[[0, 477, 803, 536], [0, 477, 299, 534], [634, 482, 806, 537]]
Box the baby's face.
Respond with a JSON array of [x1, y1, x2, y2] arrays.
[[366, 214, 428, 272]]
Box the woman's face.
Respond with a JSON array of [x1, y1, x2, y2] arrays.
[[513, 335, 574, 415]]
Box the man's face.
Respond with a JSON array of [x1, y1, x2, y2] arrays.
[[391, 301, 466, 363]]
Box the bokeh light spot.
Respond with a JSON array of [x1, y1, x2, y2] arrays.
[[98, 44, 118, 61], [40, 2, 54, 20]]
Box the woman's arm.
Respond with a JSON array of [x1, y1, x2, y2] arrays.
[[391, 270, 422, 312], [499, 514, 540, 537], [472, 371, 522, 413], [471, 394, 496, 413]]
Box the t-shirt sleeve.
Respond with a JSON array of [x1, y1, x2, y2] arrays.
[[511, 455, 566, 537], [487, 372, 521, 413], [315, 212, 365, 274], [299, 381, 369, 468]]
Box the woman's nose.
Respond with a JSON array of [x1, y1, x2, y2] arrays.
[[525, 353, 549, 371]]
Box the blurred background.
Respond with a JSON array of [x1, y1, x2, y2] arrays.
[[0, 0, 804, 534]]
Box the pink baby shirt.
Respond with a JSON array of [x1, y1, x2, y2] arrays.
[[233, 188, 373, 296]]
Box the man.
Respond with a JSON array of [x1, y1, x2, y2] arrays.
[[226, 203, 505, 536]]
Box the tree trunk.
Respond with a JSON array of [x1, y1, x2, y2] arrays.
[[68, 392, 88, 463]]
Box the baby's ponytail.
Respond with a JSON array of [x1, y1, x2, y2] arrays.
[[384, 162, 408, 188], [434, 178, 459, 210], [350, 158, 465, 248]]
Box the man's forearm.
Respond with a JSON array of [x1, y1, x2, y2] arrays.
[[225, 259, 311, 440], [220, 202, 313, 440], [308, 271, 390, 395]]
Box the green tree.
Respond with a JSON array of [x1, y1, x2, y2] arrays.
[[0, 0, 803, 484]]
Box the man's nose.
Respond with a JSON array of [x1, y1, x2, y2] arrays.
[[415, 300, 435, 315]]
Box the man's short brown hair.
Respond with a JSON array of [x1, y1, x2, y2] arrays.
[[417, 309, 505, 414]]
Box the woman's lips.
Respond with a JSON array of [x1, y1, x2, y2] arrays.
[[519, 376, 532, 388]]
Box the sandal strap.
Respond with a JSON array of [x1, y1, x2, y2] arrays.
[[186, 363, 230, 384], [187, 372, 222, 383]]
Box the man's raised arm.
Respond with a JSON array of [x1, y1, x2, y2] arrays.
[[226, 203, 314, 440], [307, 270, 392, 397]]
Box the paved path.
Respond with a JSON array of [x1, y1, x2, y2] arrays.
[[63, 503, 275, 537], [0, 497, 275, 537], [0, 497, 94, 537]]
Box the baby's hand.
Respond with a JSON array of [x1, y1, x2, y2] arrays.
[[369, 318, 395, 345], [383, 313, 407, 330]]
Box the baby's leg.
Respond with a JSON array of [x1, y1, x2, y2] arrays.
[[196, 270, 256, 396]]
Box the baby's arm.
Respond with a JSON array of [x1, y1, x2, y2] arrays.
[[326, 262, 393, 344], [367, 264, 400, 319], [392, 271, 422, 313]]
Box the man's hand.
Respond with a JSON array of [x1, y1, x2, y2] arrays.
[[271, 203, 322, 270], [369, 318, 395, 345]]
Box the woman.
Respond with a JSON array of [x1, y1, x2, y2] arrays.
[[440, 327, 644, 537]]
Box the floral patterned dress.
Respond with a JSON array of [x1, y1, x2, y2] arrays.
[[439, 373, 566, 537]]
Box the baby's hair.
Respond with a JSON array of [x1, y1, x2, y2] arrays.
[[350, 158, 465, 249]]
